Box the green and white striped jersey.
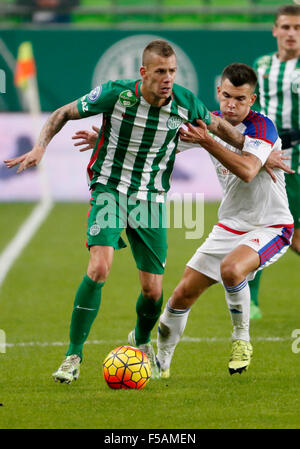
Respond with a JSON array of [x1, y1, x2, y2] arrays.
[[77, 79, 211, 202], [253, 52, 300, 172]]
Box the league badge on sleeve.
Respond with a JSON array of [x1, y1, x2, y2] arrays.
[[87, 86, 102, 103]]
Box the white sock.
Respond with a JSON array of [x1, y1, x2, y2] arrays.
[[157, 298, 190, 371], [224, 279, 250, 342]]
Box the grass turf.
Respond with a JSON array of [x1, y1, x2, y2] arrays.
[[0, 202, 299, 429]]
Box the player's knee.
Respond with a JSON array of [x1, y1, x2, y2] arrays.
[[291, 240, 300, 255], [87, 259, 110, 282], [141, 285, 162, 302], [220, 260, 242, 285]]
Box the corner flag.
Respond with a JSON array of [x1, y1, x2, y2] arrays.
[[14, 41, 37, 89], [14, 41, 40, 114]]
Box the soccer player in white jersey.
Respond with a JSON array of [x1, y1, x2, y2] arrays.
[[5, 40, 257, 384], [250, 4, 300, 319], [156, 63, 294, 378]]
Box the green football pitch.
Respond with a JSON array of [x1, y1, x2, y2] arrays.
[[0, 201, 299, 429]]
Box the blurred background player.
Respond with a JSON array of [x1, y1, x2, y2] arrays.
[[250, 4, 300, 319], [156, 63, 294, 378], [5, 40, 248, 384]]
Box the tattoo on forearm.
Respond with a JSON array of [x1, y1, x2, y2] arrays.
[[37, 101, 80, 148], [208, 114, 244, 150]]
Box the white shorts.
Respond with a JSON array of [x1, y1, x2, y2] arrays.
[[187, 224, 293, 283]]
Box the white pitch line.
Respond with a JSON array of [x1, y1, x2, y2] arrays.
[[4, 336, 292, 349], [0, 40, 53, 287], [0, 195, 53, 286]]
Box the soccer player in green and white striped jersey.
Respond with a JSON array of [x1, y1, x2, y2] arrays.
[[5, 39, 250, 383], [250, 5, 300, 319], [77, 78, 211, 201]]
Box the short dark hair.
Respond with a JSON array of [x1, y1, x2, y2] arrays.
[[221, 63, 257, 90], [275, 4, 300, 23], [142, 40, 175, 66]]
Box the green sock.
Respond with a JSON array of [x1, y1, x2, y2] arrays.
[[249, 270, 262, 307], [134, 292, 163, 345], [66, 274, 104, 359]]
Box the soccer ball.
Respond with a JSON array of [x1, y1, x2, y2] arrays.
[[103, 345, 151, 390]]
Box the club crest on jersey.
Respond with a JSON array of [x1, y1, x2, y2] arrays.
[[87, 86, 102, 103], [290, 69, 300, 94], [119, 90, 138, 107], [167, 115, 183, 130], [89, 224, 101, 236]]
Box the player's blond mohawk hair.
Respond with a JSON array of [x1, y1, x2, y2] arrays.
[[142, 40, 175, 66]]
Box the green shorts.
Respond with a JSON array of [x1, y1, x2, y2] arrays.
[[86, 183, 168, 274], [285, 173, 300, 229]]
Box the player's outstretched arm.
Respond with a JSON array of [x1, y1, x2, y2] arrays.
[[4, 101, 80, 173], [179, 120, 261, 183], [207, 112, 245, 150], [72, 126, 99, 152]]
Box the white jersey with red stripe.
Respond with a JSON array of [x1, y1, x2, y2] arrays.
[[210, 109, 293, 232]]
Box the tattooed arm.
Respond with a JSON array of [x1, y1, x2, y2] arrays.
[[4, 101, 81, 173], [207, 112, 245, 150]]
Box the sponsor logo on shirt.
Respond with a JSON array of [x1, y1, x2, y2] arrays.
[[87, 85, 102, 103], [119, 90, 138, 107], [217, 166, 230, 175], [81, 98, 88, 112], [250, 238, 260, 245], [167, 115, 183, 130], [248, 139, 261, 148]]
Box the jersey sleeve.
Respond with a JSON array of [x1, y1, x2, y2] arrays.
[[243, 114, 279, 165], [243, 136, 273, 165], [244, 113, 278, 144], [191, 97, 211, 126], [77, 81, 117, 117]]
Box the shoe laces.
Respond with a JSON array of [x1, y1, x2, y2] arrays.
[[231, 341, 250, 360], [60, 355, 80, 371]]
